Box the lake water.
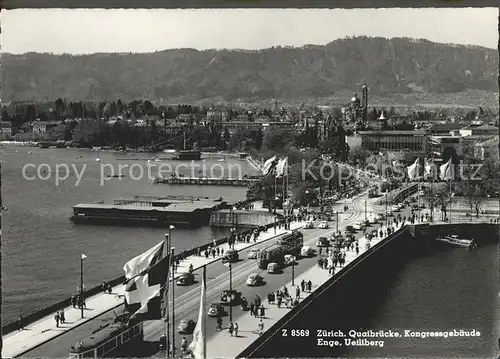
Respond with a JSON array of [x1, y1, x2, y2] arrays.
[[1, 146, 259, 324]]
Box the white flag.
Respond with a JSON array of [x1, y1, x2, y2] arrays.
[[123, 241, 164, 280], [424, 159, 433, 177], [407, 159, 420, 180], [440, 158, 453, 181], [275, 157, 288, 178], [81, 254, 87, 259], [189, 270, 206, 359], [261, 155, 277, 175]]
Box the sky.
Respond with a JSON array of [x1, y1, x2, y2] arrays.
[[1, 8, 498, 54]]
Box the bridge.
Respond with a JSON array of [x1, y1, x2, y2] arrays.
[[3, 187, 497, 358]]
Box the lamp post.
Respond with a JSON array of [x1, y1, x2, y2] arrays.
[[171, 247, 176, 357], [291, 255, 296, 286], [80, 254, 87, 319], [364, 200, 367, 221], [274, 196, 279, 234], [335, 210, 339, 234], [230, 227, 235, 249], [224, 261, 233, 323]]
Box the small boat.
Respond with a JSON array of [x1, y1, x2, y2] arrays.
[[436, 234, 476, 249], [95, 158, 101, 162], [154, 158, 162, 162]]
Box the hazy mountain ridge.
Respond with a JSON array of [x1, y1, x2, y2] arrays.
[[2, 36, 498, 103]]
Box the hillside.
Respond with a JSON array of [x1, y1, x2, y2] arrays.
[[2, 36, 498, 104]]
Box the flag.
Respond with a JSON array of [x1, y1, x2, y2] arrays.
[[123, 250, 170, 320], [261, 155, 277, 176], [440, 158, 453, 180], [81, 254, 87, 260], [275, 157, 288, 178], [189, 268, 206, 359], [407, 158, 420, 181], [424, 159, 434, 177], [123, 241, 164, 280]]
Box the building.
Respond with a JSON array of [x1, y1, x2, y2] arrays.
[[0, 121, 17, 136], [427, 135, 462, 157], [459, 124, 499, 137], [32, 120, 63, 134], [262, 121, 296, 136], [357, 130, 426, 152], [207, 106, 231, 131], [224, 121, 262, 134]]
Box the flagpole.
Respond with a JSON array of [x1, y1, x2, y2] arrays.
[[203, 266, 207, 359], [171, 247, 176, 357], [80, 255, 84, 319], [164, 234, 170, 359]]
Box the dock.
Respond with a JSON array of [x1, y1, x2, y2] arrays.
[[153, 176, 260, 187]]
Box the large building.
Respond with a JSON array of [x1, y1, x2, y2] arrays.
[[357, 130, 426, 152]]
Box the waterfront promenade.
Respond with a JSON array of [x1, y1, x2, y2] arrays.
[[2, 219, 307, 358]]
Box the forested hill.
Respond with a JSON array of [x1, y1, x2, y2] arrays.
[[2, 36, 498, 103]]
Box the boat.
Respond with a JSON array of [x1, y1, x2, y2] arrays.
[[171, 132, 202, 161], [436, 234, 476, 249]]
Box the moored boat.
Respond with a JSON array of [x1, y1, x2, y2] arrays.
[[436, 234, 476, 249]]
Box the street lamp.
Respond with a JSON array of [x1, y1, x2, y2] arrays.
[[271, 196, 279, 234], [291, 255, 296, 286], [224, 261, 233, 323], [335, 210, 339, 234], [230, 227, 235, 249], [364, 200, 367, 221], [80, 253, 87, 319]]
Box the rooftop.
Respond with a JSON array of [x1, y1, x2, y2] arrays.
[[358, 130, 426, 135], [74, 201, 220, 213]]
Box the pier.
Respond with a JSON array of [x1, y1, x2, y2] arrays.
[[153, 176, 260, 187]]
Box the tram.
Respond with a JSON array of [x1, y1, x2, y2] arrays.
[[69, 315, 143, 358]]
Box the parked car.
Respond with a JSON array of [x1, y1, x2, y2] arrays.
[[176, 272, 195, 286], [267, 262, 281, 274], [304, 221, 314, 229], [353, 222, 364, 230], [386, 210, 393, 216], [345, 225, 355, 233], [316, 236, 330, 247], [418, 190, 425, 196], [220, 289, 241, 305], [368, 216, 378, 224], [247, 248, 260, 259], [222, 249, 239, 263], [318, 221, 329, 229], [391, 205, 401, 212], [246, 273, 265, 286], [301, 246, 314, 257], [178, 319, 196, 334], [377, 213, 386, 220], [208, 303, 225, 317]]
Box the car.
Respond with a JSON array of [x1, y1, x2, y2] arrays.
[[267, 262, 281, 274], [397, 203, 405, 210], [178, 319, 196, 334], [377, 213, 386, 220], [318, 221, 329, 229], [246, 273, 265, 286], [386, 210, 393, 216], [391, 205, 400, 212], [368, 216, 378, 224], [304, 221, 314, 229], [316, 237, 330, 247], [418, 190, 425, 196], [176, 272, 195, 286], [221, 249, 239, 263], [301, 246, 314, 257], [208, 303, 225, 317], [345, 225, 355, 233], [220, 289, 241, 305], [353, 221, 365, 230], [247, 248, 260, 259]]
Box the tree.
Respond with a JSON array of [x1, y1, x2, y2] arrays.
[[262, 128, 293, 152]]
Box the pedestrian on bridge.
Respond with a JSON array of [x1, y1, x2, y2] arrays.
[[249, 302, 255, 316], [259, 305, 265, 319], [60, 309, 65, 323], [234, 322, 239, 337], [17, 315, 24, 331], [307, 280, 312, 292], [301, 280, 305, 293], [295, 286, 300, 299], [71, 294, 77, 308], [229, 322, 234, 336], [54, 311, 60, 328]]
